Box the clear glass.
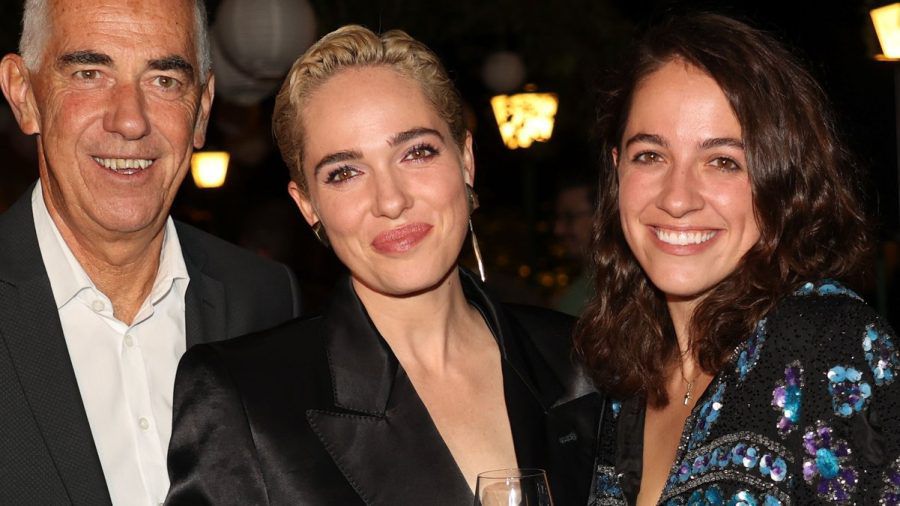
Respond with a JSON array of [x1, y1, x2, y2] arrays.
[[474, 468, 554, 506]]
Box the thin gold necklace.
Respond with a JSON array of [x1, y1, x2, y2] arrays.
[[679, 361, 700, 406]]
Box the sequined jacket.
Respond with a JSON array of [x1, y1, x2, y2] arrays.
[[589, 281, 900, 505]]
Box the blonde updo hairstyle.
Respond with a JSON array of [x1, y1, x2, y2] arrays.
[[273, 25, 466, 196]]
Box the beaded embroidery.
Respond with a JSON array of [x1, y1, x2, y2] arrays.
[[664, 432, 792, 503], [796, 280, 863, 301], [802, 422, 858, 503], [688, 382, 727, 449], [736, 319, 767, 382], [826, 365, 871, 417], [589, 465, 626, 505], [880, 456, 900, 505], [863, 324, 898, 387], [772, 361, 803, 435]]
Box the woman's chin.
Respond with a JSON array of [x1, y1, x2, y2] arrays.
[[351, 264, 459, 299]]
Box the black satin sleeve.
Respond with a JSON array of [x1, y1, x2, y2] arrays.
[[165, 344, 269, 506]]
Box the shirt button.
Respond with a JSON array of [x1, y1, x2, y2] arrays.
[[138, 417, 150, 431], [91, 300, 105, 312], [124, 334, 134, 347]]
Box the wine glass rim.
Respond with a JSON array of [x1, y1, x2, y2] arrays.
[[476, 468, 548, 479]]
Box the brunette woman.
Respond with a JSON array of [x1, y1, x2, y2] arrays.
[[578, 13, 900, 505]]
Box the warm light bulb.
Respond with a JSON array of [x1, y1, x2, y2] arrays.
[[191, 151, 230, 189], [491, 92, 558, 149], [872, 3, 900, 59]]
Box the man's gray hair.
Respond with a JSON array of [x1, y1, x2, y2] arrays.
[[19, 0, 212, 83]]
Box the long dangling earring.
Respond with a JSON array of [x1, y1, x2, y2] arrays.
[[312, 221, 330, 248], [466, 184, 486, 282]]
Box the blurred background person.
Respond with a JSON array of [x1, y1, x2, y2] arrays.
[[552, 172, 597, 315]]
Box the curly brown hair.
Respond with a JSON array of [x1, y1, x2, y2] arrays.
[[574, 13, 872, 407]]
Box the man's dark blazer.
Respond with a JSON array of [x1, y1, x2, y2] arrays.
[[0, 188, 302, 505], [166, 269, 601, 506]]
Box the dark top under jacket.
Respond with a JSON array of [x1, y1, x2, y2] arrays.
[[166, 269, 601, 506], [589, 280, 900, 505], [0, 185, 302, 505]]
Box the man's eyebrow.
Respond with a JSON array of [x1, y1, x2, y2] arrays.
[[312, 150, 364, 176], [57, 50, 112, 68], [624, 133, 667, 149], [148, 55, 195, 79], [388, 127, 444, 147]]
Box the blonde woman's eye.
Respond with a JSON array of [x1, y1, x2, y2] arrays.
[[403, 143, 439, 161], [325, 166, 359, 184]]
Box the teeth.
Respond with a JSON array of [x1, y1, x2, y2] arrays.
[[655, 228, 716, 246], [93, 157, 154, 173]]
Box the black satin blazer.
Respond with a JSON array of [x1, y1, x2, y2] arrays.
[[166, 270, 601, 505]]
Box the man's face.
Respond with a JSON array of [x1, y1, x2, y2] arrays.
[[10, 0, 213, 240]]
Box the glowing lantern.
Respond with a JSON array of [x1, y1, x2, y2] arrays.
[[490, 92, 558, 149], [872, 3, 900, 59], [191, 151, 230, 189]]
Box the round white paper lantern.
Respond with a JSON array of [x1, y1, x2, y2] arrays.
[[214, 0, 317, 79], [481, 51, 526, 93], [211, 33, 281, 106]]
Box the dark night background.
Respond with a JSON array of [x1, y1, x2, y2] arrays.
[[0, 0, 897, 324]]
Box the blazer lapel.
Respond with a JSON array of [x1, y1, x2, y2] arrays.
[[180, 237, 226, 348], [307, 278, 473, 506], [0, 192, 111, 505]]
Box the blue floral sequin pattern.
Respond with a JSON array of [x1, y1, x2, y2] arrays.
[[772, 361, 802, 435], [796, 280, 863, 301], [827, 365, 871, 417], [663, 486, 783, 506], [736, 319, 766, 382], [688, 382, 727, 449], [864, 324, 898, 386], [802, 423, 858, 503]]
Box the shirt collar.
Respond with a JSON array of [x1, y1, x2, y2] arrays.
[[31, 181, 189, 311]]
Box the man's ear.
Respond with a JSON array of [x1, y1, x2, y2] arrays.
[[0, 54, 41, 135], [287, 180, 320, 227], [193, 74, 215, 148]]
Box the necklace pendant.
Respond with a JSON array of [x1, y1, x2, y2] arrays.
[[683, 391, 691, 406]]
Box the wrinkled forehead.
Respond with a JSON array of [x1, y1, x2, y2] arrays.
[[45, 0, 199, 63]]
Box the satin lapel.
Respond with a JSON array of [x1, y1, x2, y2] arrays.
[[0, 192, 111, 505], [181, 240, 226, 348], [308, 370, 473, 506], [307, 278, 472, 505], [460, 270, 563, 465]]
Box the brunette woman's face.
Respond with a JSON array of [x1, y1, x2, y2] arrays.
[[615, 60, 760, 304], [288, 66, 474, 297]]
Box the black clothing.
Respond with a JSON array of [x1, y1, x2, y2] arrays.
[[0, 187, 301, 505], [166, 270, 601, 506]]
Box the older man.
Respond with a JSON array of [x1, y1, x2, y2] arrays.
[[0, 0, 301, 504]]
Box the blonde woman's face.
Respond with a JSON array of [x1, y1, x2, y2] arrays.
[[288, 66, 474, 297]]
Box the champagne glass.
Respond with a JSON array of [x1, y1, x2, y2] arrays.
[[474, 468, 554, 506]]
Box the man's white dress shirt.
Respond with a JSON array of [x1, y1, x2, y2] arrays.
[[32, 182, 189, 506]]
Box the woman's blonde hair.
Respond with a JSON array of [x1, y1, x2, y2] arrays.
[[273, 25, 465, 194]]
